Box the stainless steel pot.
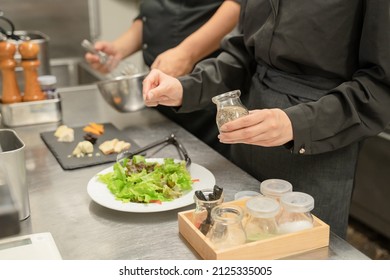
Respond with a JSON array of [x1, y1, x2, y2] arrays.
[[0, 129, 30, 221]]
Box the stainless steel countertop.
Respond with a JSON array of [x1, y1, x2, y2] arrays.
[[7, 84, 369, 260]]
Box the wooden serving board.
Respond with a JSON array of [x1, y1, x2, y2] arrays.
[[40, 123, 139, 170]]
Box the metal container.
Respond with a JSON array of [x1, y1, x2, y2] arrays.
[[0, 98, 61, 127], [0, 182, 20, 238], [96, 73, 147, 112], [0, 129, 30, 220]]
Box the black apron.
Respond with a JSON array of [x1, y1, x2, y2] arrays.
[[231, 63, 359, 238]]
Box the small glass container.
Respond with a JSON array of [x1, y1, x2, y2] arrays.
[[233, 191, 262, 225], [212, 90, 249, 131], [38, 75, 58, 99], [244, 196, 280, 242], [277, 192, 315, 234], [193, 188, 224, 235], [234, 190, 261, 201], [206, 205, 246, 250], [260, 179, 293, 202]]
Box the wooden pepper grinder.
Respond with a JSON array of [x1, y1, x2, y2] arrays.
[[0, 41, 22, 104], [18, 41, 46, 102]]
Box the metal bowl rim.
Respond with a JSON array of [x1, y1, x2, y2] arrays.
[[96, 72, 149, 86]]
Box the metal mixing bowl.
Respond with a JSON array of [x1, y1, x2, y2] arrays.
[[96, 72, 147, 112]]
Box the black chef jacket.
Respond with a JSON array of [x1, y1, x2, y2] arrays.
[[136, 0, 239, 156], [137, 0, 225, 67], [179, 0, 390, 155]]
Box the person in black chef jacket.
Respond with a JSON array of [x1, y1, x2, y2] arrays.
[[142, 0, 390, 238], [85, 0, 241, 158]]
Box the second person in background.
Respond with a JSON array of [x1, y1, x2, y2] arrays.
[[85, 0, 241, 158]]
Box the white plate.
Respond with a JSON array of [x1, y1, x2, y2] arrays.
[[87, 159, 216, 213]]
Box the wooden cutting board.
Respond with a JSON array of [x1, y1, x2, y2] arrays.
[[40, 123, 139, 170]]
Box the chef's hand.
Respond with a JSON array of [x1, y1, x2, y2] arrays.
[[218, 109, 294, 147], [84, 41, 121, 74], [142, 69, 184, 107], [151, 47, 195, 78]]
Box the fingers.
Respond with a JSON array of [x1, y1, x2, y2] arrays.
[[218, 111, 264, 142], [143, 86, 170, 107], [218, 109, 293, 147], [143, 70, 168, 107], [85, 50, 115, 74], [85, 52, 99, 64], [219, 110, 262, 133], [142, 70, 184, 107], [85, 53, 106, 73], [142, 69, 160, 98], [93, 41, 106, 52], [83, 41, 120, 73]]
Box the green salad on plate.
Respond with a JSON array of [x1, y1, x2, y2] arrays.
[[98, 155, 192, 204]]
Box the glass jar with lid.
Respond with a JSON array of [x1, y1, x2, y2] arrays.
[[206, 205, 246, 250], [277, 192, 315, 234], [244, 196, 280, 242], [211, 90, 249, 131], [234, 190, 262, 201], [38, 75, 58, 99], [260, 179, 293, 202]]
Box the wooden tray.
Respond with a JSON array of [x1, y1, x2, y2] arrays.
[[178, 199, 330, 260]]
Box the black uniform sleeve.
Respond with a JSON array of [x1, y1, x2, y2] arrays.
[[284, 0, 390, 154], [178, 32, 255, 112]]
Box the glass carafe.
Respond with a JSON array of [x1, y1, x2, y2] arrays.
[[212, 90, 249, 131]]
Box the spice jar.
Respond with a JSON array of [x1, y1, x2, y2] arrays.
[[192, 186, 224, 235], [38, 75, 58, 99], [244, 196, 280, 242], [260, 179, 293, 202], [234, 190, 261, 201], [206, 205, 246, 250], [277, 192, 315, 234], [211, 90, 249, 131]]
